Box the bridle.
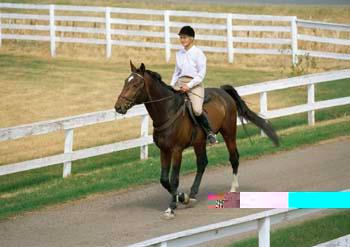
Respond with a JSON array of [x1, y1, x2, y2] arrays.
[[119, 72, 179, 105], [118, 71, 189, 132]]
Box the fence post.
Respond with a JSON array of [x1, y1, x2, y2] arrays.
[[49, 4, 56, 57], [63, 128, 74, 178], [226, 13, 234, 63], [0, 12, 2, 47], [105, 7, 112, 59], [291, 16, 298, 66], [164, 10, 171, 63], [140, 115, 149, 160], [260, 91, 268, 136], [308, 83, 315, 126], [258, 217, 270, 247]]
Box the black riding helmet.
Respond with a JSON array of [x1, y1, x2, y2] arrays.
[[178, 26, 195, 38]]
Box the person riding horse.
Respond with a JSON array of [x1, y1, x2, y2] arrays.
[[170, 26, 218, 145], [115, 26, 280, 219]]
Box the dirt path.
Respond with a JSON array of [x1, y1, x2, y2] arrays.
[[1, 137, 350, 247]]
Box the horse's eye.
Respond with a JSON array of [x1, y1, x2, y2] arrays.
[[133, 83, 139, 88]]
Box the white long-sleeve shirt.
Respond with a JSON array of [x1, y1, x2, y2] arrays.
[[170, 45, 207, 89]]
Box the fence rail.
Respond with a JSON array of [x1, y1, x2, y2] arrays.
[[0, 105, 151, 177], [1, 3, 350, 63], [0, 69, 349, 177], [127, 208, 324, 247]]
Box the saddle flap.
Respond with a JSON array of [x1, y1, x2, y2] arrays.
[[204, 90, 211, 104], [184, 90, 212, 124], [184, 97, 199, 126]]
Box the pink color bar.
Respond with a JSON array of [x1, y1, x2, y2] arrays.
[[208, 193, 224, 200], [240, 192, 288, 208]]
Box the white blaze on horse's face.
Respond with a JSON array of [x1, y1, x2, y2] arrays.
[[116, 72, 145, 112], [127, 75, 134, 82]]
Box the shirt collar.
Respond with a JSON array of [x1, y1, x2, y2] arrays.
[[181, 45, 196, 54]]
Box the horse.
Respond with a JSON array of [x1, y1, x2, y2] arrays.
[[115, 61, 279, 219]]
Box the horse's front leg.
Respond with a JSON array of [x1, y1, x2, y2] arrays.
[[189, 141, 208, 201], [163, 149, 183, 219], [160, 149, 171, 194]]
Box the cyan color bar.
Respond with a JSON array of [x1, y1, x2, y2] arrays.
[[289, 192, 350, 208]]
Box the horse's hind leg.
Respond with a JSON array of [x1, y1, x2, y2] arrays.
[[229, 147, 240, 192], [189, 141, 208, 200], [220, 127, 240, 192]]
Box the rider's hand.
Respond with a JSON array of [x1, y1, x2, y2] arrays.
[[180, 84, 190, 92], [172, 85, 181, 91]]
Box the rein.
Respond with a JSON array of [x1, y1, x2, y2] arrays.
[[144, 94, 177, 104], [120, 94, 177, 104]]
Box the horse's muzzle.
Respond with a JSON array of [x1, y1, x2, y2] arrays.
[[114, 102, 127, 114], [115, 96, 135, 114], [115, 104, 127, 114]]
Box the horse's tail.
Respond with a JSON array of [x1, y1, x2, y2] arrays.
[[221, 84, 280, 147]]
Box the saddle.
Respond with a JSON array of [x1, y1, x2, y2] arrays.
[[203, 91, 212, 104], [184, 90, 212, 126], [173, 86, 211, 103], [153, 90, 211, 133]]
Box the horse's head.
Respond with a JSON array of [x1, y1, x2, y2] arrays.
[[115, 61, 148, 114]]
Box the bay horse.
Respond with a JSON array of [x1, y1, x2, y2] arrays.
[[115, 61, 279, 219]]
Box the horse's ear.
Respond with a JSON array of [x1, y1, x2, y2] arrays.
[[130, 60, 137, 72], [140, 63, 146, 74]]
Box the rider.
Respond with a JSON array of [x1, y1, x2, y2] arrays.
[[170, 26, 218, 144]]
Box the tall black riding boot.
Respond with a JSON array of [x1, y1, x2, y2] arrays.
[[196, 112, 218, 145]]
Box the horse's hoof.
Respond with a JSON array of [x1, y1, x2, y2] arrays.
[[177, 192, 190, 205], [162, 208, 175, 220], [183, 197, 197, 208], [189, 198, 197, 204]]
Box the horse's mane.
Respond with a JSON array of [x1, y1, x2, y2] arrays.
[[144, 69, 177, 93]]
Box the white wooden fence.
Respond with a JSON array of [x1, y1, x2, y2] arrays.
[[0, 106, 152, 177], [0, 3, 350, 63], [0, 69, 349, 178], [126, 189, 350, 247], [127, 208, 324, 247]]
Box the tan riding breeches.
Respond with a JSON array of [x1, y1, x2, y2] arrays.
[[174, 76, 204, 116]]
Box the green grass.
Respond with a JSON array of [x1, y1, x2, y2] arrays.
[[0, 115, 349, 220], [229, 209, 350, 247]]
